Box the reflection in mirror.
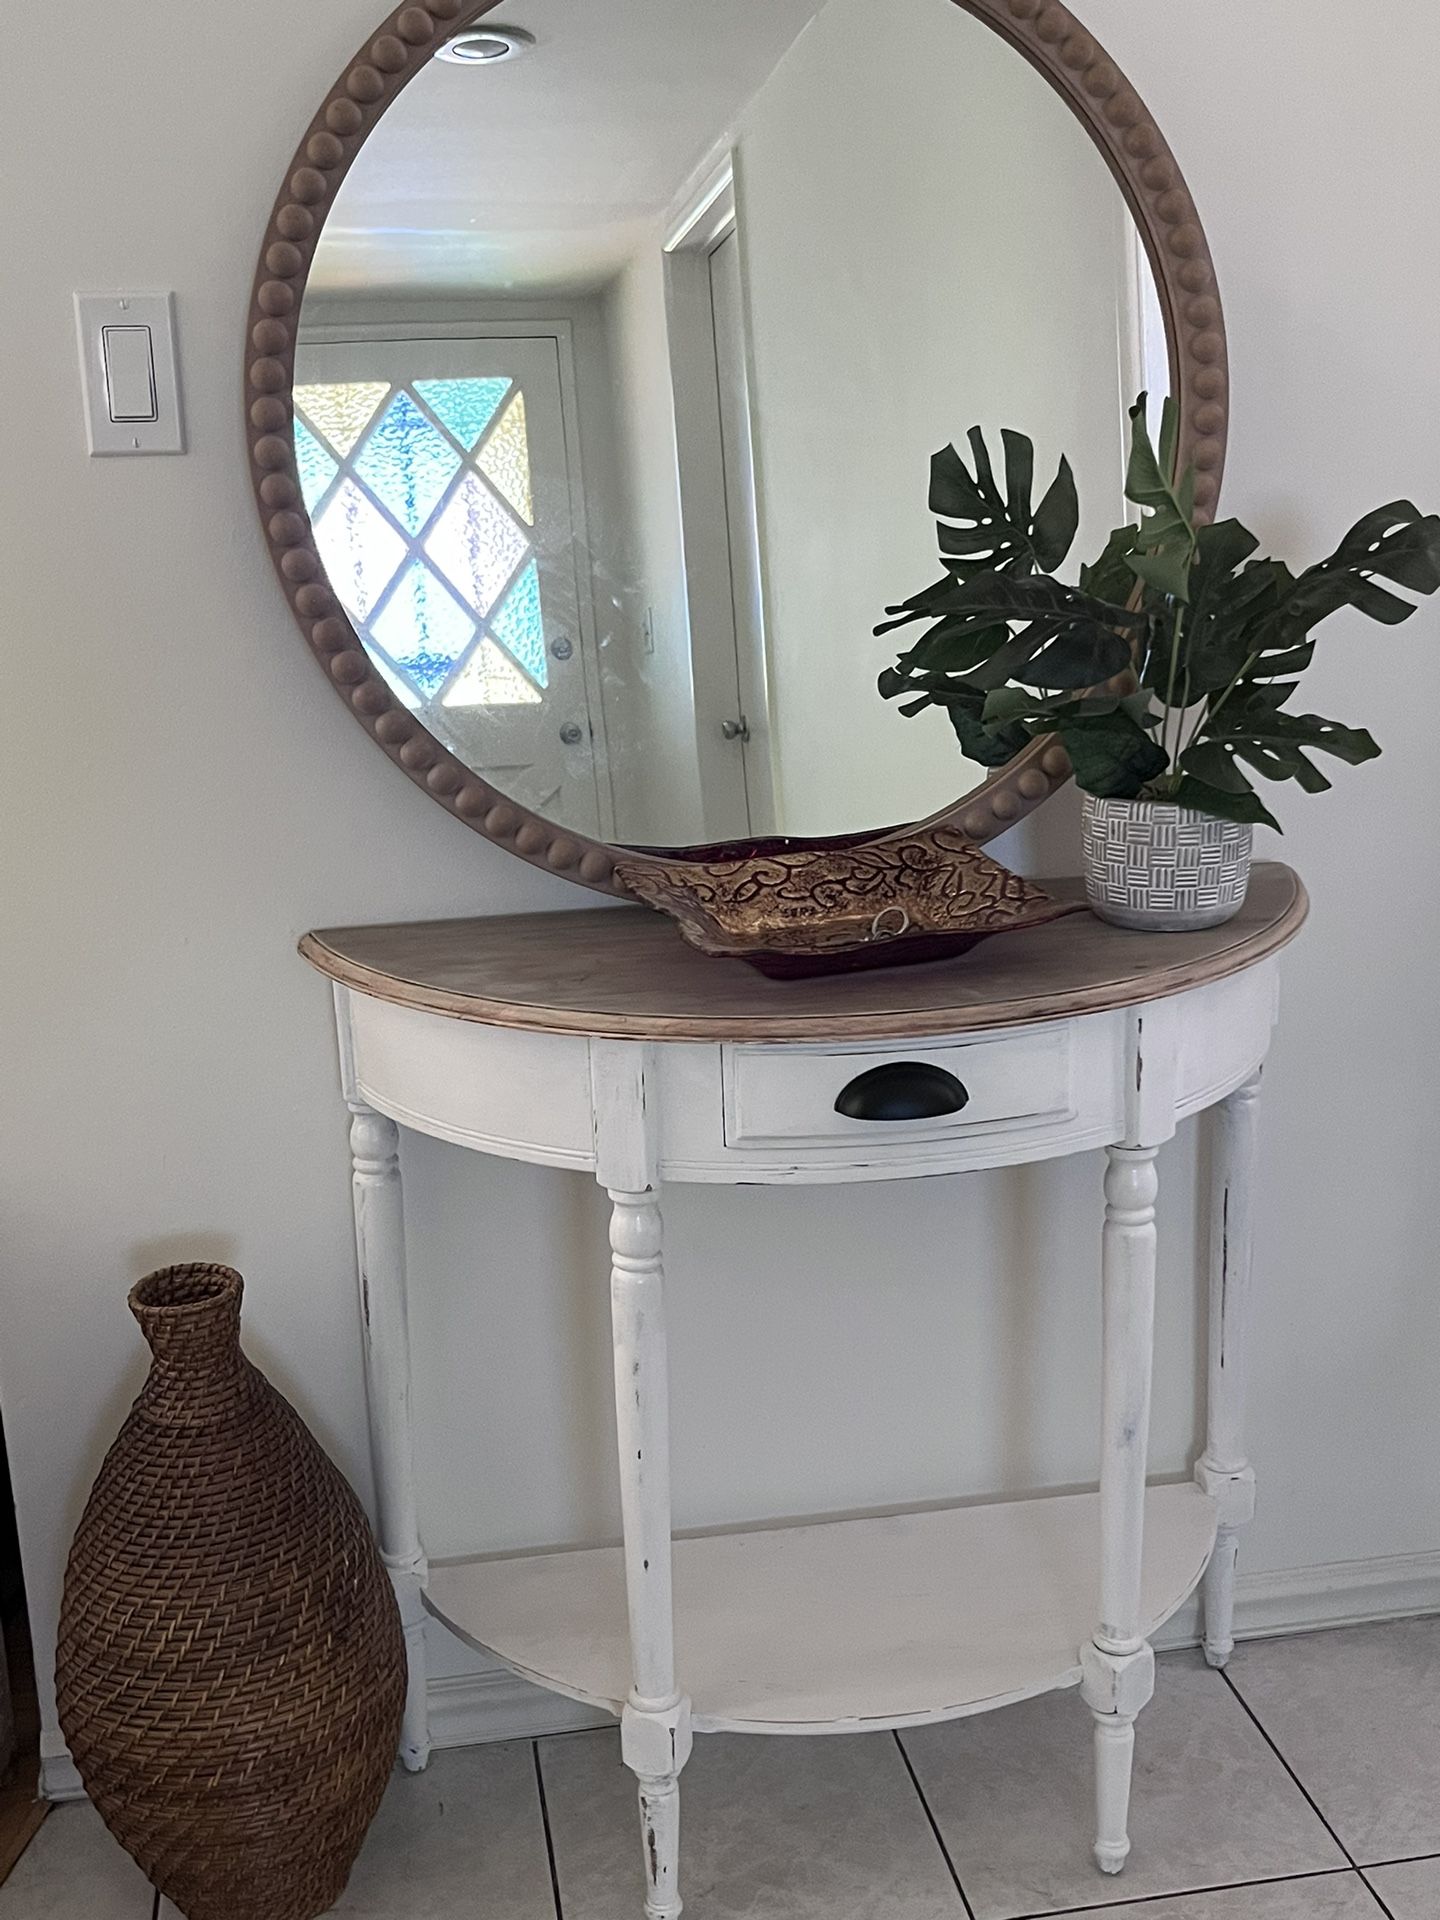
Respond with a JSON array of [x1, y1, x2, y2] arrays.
[[297, 0, 1170, 849]]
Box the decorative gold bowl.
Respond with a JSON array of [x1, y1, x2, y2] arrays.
[[615, 826, 1080, 978]]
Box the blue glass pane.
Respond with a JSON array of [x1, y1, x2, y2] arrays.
[[369, 563, 476, 699], [414, 377, 511, 451], [489, 560, 547, 687], [354, 392, 461, 534], [364, 649, 421, 712], [294, 418, 338, 512]]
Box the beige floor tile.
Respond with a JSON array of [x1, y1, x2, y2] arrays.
[[328, 1744, 556, 1918], [1080, 1875, 1384, 1919], [25, 1628, 1440, 1920], [1367, 1850, 1440, 1912], [0, 1803, 152, 1918], [1365, 1854, 1440, 1918], [1229, 1619, 1440, 1866], [541, 1726, 963, 1919], [901, 1653, 1345, 1919], [156, 1749, 556, 1919]]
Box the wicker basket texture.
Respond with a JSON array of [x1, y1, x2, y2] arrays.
[[57, 1265, 404, 1920]]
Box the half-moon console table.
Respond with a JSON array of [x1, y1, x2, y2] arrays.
[[301, 866, 1307, 1917]]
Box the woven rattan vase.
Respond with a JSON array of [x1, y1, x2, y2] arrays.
[[57, 1265, 405, 1920]]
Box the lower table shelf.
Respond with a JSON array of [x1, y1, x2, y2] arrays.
[[424, 1483, 1218, 1737]]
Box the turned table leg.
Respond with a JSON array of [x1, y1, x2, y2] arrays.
[[1083, 1144, 1160, 1876], [1196, 1070, 1262, 1669], [595, 1043, 693, 1920], [349, 1100, 430, 1772], [609, 1187, 692, 1920]]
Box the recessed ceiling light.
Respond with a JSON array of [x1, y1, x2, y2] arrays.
[[436, 24, 534, 66]]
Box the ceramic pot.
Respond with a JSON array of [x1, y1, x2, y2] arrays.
[[57, 1265, 405, 1920], [1081, 796, 1253, 932]]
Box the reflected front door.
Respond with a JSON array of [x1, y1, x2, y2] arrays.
[[293, 334, 611, 837]]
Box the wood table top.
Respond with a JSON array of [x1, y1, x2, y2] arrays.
[[299, 866, 1307, 1044]]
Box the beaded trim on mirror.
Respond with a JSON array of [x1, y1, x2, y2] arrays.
[[246, 0, 1228, 897]]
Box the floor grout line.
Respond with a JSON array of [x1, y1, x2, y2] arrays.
[[531, 1738, 566, 1920], [893, 1731, 978, 1920], [36, 1644, 1440, 1920], [1217, 1666, 1400, 1915], [520, 1708, 1415, 1919], [1357, 1877, 1400, 1920], [1012, 1865, 1371, 1919]]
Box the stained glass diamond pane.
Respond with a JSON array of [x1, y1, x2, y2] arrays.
[[354, 392, 461, 534], [489, 560, 547, 686], [424, 472, 529, 617], [294, 381, 390, 456], [477, 391, 534, 523], [314, 478, 407, 622], [293, 418, 338, 512], [443, 638, 542, 708], [369, 564, 476, 698], [414, 377, 511, 451]]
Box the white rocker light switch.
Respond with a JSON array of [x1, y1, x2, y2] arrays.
[[101, 326, 158, 423], [75, 292, 185, 455]]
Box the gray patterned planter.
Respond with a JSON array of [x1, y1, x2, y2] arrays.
[[1082, 798, 1253, 932]]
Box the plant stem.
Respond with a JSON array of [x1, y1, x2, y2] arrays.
[[1190, 648, 1262, 756], [1161, 604, 1187, 779]]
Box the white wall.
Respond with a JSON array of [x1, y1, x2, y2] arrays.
[[3, 0, 1439, 1786], [734, 0, 1136, 836]]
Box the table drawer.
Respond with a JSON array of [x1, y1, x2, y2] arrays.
[[722, 1031, 1073, 1152]]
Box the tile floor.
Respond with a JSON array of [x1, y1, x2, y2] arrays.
[[9, 1619, 1440, 1918]]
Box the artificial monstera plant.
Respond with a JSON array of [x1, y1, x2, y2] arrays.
[[877, 399, 1440, 829]]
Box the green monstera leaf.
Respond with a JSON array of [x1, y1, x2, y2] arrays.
[[1123, 395, 1199, 602], [929, 426, 1080, 581], [879, 399, 1440, 821]]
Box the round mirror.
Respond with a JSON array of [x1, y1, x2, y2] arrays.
[[249, 0, 1227, 894]]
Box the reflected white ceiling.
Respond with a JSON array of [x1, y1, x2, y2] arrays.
[[310, 0, 822, 295]]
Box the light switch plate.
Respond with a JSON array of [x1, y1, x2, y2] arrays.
[[74, 291, 185, 455]]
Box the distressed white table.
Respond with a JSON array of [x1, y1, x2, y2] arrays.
[[302, 866, 1306, 1916]]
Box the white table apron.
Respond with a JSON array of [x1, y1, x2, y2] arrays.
[[323, 945, 1278, 1917]]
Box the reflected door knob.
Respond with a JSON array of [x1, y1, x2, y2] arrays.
[[559, 722, 585, 746]]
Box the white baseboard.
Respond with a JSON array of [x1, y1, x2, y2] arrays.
[[39, 1730, 86, 1803], [427, 1666, 609, 1748], [41, 1549, 1440, 1795], [1155, 1547, 1440, 1654]]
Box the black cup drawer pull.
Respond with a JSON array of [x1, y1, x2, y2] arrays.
[[834, 1062, 971, 1123]]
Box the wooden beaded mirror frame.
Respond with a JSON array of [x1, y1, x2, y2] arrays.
[[246, 0, 1228, 903]]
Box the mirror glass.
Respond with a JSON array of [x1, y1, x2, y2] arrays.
[[296, 0, 1170, 849]]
